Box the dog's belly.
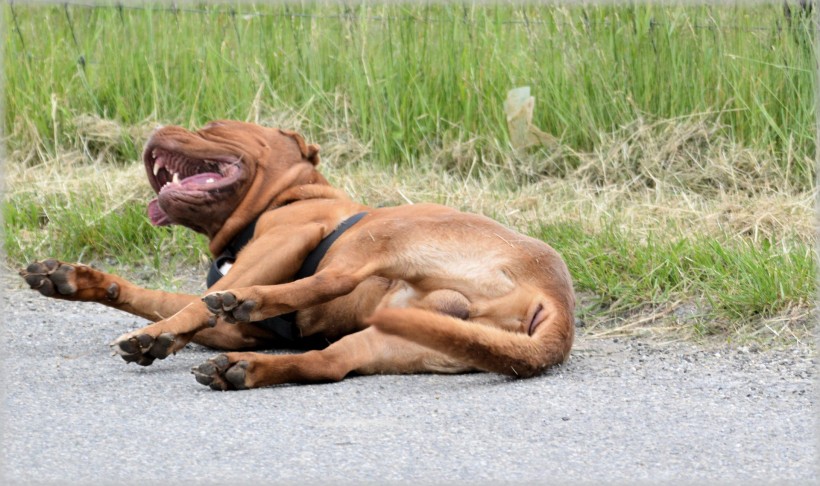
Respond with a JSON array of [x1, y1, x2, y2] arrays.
[[359, 204, 542, 299], [395, 241, 517, 299]]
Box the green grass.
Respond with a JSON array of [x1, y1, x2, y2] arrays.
[[5, 2, 816, 187], [539, 223, 815, 332], [3, 194, 209, 274]]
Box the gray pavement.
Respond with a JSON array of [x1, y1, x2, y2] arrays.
[[1, 272, 816, 483]]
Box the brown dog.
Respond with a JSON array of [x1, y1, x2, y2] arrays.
[[20, 120, 575, 390]]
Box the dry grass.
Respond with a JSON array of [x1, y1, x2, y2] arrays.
[[575, 296, 815, 346], [5, 147, 152, 212], [572, 115, 807, 195], [319, 119, 814, 248], [5, 112, 814, 248]]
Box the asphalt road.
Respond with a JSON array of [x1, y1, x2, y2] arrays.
[[1, 271, 816, 483]]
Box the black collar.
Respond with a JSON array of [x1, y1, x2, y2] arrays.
[[206, 211, 368, 348]]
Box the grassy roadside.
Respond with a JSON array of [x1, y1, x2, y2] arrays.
[[3, 2, 816, 344]]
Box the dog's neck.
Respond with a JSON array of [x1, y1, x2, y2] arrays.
[[208, 165, 333, 256], [271, 183, 350, 208]]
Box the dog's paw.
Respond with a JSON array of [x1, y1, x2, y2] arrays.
[[191, 354, 249, 391], [202, 291, 257, 323], [110, 331, 177, 366], [20, 259, 63, 296], [20, 259, 119, 301]]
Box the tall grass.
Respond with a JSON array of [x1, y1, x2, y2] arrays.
[[5, 2, 815, 187]]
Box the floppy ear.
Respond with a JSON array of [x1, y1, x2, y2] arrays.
[[279, 129, 321, 166]]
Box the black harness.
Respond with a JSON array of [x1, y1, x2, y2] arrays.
[[207, 212, 368, 349]]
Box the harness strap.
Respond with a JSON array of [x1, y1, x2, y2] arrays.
[[293, 211, 368, 280], [206, 211, 368, 348]]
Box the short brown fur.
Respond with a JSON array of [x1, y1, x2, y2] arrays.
[[20, 120, 575, 390]]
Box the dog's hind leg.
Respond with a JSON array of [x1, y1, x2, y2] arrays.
[[192, 327, 472, 390], [109, 224, 332, 365], [193, 285, 478, 389], [366, 295, 574, 378]]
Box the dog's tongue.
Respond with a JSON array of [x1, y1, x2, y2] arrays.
[[147, 198, 171, 226], [182, 172, 222, 186], [147, 173, 225, 226]]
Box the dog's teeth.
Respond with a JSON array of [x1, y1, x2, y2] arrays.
[[152, 149, 157, 159], [153, 158, 165, 176], [173, 173, 180, 184]]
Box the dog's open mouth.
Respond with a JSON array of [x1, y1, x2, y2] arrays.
[[144, 146, 245, 226]]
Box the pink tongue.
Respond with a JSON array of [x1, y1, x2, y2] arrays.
[[181, 172, 222, 186], [147, 199, 171, 226]]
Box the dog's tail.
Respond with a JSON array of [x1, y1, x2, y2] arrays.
[[365, 295, 574, 377]]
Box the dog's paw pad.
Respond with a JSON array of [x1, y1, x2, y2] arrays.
[[113, 333, 153, 354], [50, 265, 77, 295], [191, 361, 219, 386], [21, 259, 65, 297], [24, 274, 56, 296], [191, 355, 248, 391], [219, 292, 237, 309], [24, 259, 60, 275], [151, 332, 176, 359], [224, 361, 249, 390], [202, 292, 235, 313], [111, 332, 176, 365], [202, 292, 256, 323], [20, 259, 107, 299], [231, 301, 256, 323]]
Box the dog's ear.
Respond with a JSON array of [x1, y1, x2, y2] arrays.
[[279, 129, 321, 166]]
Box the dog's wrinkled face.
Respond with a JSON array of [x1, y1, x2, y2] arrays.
[[143, 120, 322, 251], [143, 121, 266, 235]]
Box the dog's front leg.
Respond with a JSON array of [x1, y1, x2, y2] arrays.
[[110, 300, 215, 365], [20, 259, 197, 321], [109, 223, 329, 365]]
